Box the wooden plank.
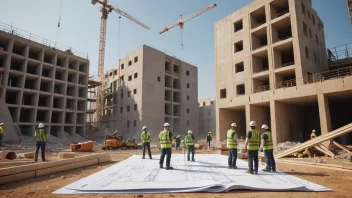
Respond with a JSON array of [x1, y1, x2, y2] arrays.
[[333, 141, 352, 155], [276, 124, 352, 158], [276, 159, 352, 172], [318, 144, 335, 158], [314, 145, 334, 158], [98, 156, 112, 164], [0, 171, 36, 185], [0, 153, 109, 177], [36, 159, 99, 177], [0, 161, 35, 168]]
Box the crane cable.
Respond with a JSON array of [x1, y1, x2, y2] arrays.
[[56, 0, 63, 41]]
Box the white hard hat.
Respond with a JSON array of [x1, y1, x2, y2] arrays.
[[188, 130, 192, 134], [142, 126, 147, 130], [231, 123, 236, 127], [164, 122, 170, 127], [249, 121, 256, 127], [0, 123, 4, 125], [38, 123, 44, 128], [261, 124, 269, 130], [312, 129, 316, 133]]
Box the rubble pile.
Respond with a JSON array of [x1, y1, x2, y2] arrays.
[[335, 150, 352, 161], [87, 127, 111, 138], [274, 141, 301, 154]]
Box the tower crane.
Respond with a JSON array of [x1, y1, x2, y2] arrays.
[[91, 0, 150, 122], [159, 3, 217, 49]]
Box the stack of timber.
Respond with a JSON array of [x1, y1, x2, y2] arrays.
[[0, 153, 111, 185], [275, 123, 352, 159]]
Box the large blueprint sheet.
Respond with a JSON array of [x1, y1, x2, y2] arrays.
[[54, 154, 330, 194]]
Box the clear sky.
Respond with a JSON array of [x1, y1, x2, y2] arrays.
[[0, 0, 351, 99]]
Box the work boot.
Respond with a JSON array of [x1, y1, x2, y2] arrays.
[[245, 170, 254, 174], [166, 166, 174, 170], [254, 170, 258, 174], [149, 156, 152, 159], [192, 159, 195, 162], [228, 165, 233, 169], [142, 156, 145, 159], [159, 164, 163, 169], [271, 169, 277, 172], [262, 168, 270, 172], [233, 166, 238, 169]]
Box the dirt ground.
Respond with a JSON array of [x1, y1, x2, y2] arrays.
[[0, 147, 351, 198]]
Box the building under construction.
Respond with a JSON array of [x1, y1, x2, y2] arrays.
[[215, 0, 352, 145], [0, 23, 89, 142], [99, 45, 199, 141]]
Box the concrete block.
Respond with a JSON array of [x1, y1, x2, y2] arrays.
[[23, 152, 34, 159], [58, 152, 75, 159], [218, 150, 228, 155], [0, 171, 36, 185]]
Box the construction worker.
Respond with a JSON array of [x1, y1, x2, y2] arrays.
[[0, 123, 4, 150], [158, 123, 173, 170], [244, 121, 260, 174], [34, 123, 47, 162], [311, 129, 317, 139], [185, 130, 195, 161], [175, 135, 181, 150], [206, 132, 212, 149], [260, 124, 276, 172], [141, 126, 152, 159], [227, 123, 238, 169]]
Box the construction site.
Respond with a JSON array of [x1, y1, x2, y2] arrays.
[[0, 0, 352, 197]]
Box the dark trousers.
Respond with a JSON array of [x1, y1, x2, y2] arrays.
[[159, 148, 172, 166], [248, 150, 259, 172], [228, 148, 237, 166], [143, 142, 152, 158], [176, 139, 180, 149], [35, 141, 46, 161], [0, 134, 3, 150], [187, 145, 195, 161], [264, 149, 276, 171], [207, 141, 211, 148]]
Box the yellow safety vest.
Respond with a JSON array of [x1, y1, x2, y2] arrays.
[[311, 132, 316, 139], [141, 131, 151, 143], [159, 130, 172, 148], [247, 129, 260, 150], [185, 135, 194, 146], [227, 130, 237, 149], [0, 126, 3, 135], [34, 129, 46, 142], [263, 131, 273, 150]]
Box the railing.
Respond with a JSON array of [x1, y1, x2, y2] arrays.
[[253, 85, 270, 93], [277, 35, 292, 42], [253, 67, 269, 74], [328, 43, 352, 62], [165, 70, 173, 75], [0, 22, 88, 59], [252, 43, 268, 51], [276, 61, 295, 69], [252, 20, 266, 29], [276, 78, 297, 89], [275, 9, 290, 18]]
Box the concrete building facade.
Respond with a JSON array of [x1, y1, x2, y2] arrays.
[[0, 28, 89, 142], [215, 0, 352, 145], [101, 45, 198, 142], [198, 98, 216, 139]]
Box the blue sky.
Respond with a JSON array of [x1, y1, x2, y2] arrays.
[[0, 0, 351, 99]]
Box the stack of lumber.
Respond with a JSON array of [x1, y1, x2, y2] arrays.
[[276, 123, 352, 159], [0, 153, 111, 185]]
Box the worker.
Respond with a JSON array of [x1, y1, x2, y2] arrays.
[[227, 123, 238, 169], [34, 123, 47, 162], [158, 123, 173, 170], [260, 124, 276, 172], [311, 129, 317, 139], [0, 123, 4, 150], [206, 132, 212, 149], [185, 130, 195, 162], [175, 135, 181, 150], [244, 121, 260, 174], [141, 126, 152, 159]]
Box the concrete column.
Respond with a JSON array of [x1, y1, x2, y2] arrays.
[[270, 100, 278, 146], [245, 104, 250, 132], [318, 94, 332, 135]]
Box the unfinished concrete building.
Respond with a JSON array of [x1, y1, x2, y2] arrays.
[[101, 45, 198, 141], [0, 25, 89, 142], [215, 0, 352, 145], [198, 98, 216, 139]]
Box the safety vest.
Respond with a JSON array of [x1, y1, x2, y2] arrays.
[[263, 131, 273, 150], [311, 132, 316, 139], [0, 126, 3, 135], [185, 135, 194, 146], [247, 129, 260, 150], [34, 129, 46, 142], [159, 130, 172, 148], [141, 131, 151, 143], [227, 130, 237, 149]]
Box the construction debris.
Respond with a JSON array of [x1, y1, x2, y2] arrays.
[[274, 141, 301, 154]]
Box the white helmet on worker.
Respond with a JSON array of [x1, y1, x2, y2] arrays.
[[249, 121, 256, 127], [231, 123, 236, 127], [312, 129, 316, 133], [38, 123, 44, 128], [142, 126, 147, 130], [261, 124, 269, 130], [188, 130, 192, 134], [0, 123, 4, 126], [164, 122, 170, 127]]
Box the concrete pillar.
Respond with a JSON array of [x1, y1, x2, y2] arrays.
[[318, 94, 332, 135], [245, 104, 251, 132], [270, 100, 278, 146]]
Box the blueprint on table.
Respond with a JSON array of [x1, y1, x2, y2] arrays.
[[54, 154, 330, 194]]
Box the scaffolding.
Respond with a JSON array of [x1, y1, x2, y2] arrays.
[[87, 76, 101, 135]]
